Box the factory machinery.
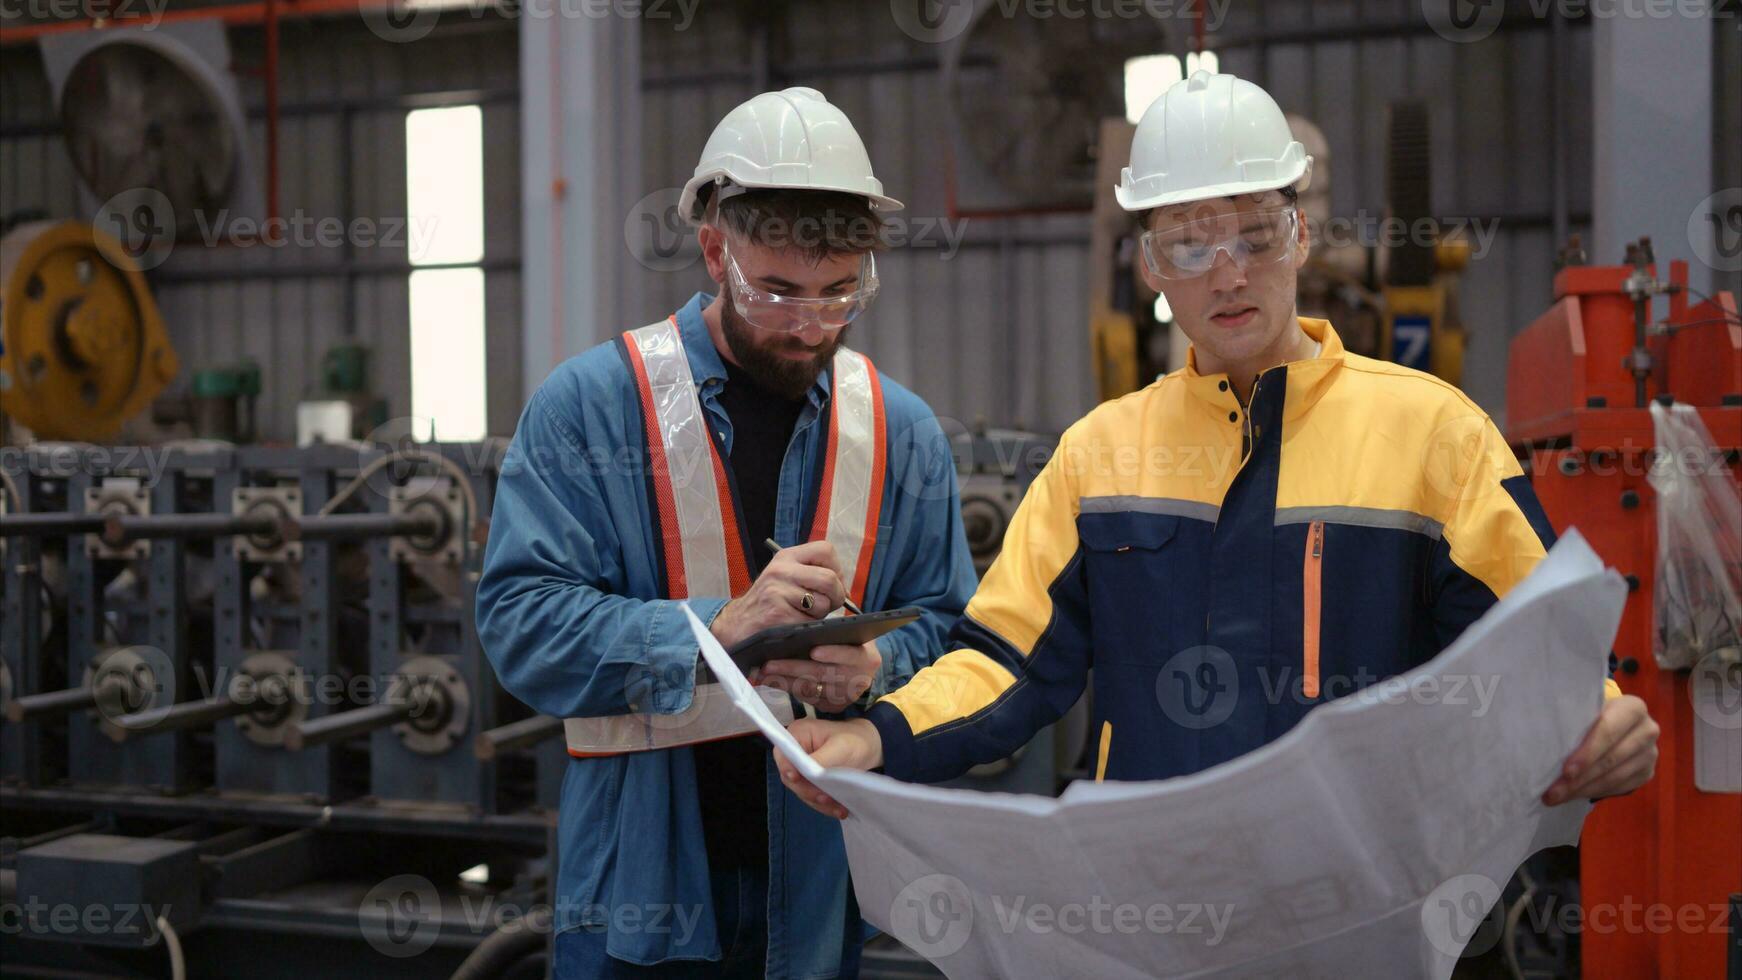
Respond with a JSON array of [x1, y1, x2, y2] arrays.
[[0, 439, 573, 978], [0, 435, 1065, 980], [1504, 239, 1741, 979], [0, 169, 1061, 979]]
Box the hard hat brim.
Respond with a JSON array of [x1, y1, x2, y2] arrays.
[[681, 171, 905, 226], [1115, 158, 1313, 213]]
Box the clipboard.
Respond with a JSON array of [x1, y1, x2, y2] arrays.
[[721, 606, 923, 672]]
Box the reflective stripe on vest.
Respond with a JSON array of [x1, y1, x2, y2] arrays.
[[564, 315, 887, 757]]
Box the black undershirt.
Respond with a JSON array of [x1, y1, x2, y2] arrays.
[[693, 357, 807, 869]]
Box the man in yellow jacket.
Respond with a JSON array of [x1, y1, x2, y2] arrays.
[[773, 71, 1658, 816]]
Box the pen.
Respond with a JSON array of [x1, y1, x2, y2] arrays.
[[764, 537, 863, 615]]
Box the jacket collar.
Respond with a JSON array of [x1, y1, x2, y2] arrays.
[[673, 291, 832, 407], [1181, 316, 1345, 420]]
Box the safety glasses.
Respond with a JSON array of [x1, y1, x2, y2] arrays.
[[1139, 206, 1301, 280], [723, 242, 879, 332]]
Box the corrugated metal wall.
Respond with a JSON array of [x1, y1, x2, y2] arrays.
[[637, 1, 1095, 436], [0, 17, 524, 441], [3, 1, 1737, 440]]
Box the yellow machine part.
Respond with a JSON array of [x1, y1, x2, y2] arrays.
[[1382, 279, 1466, 388], [1090, 308, 1140, 401], [0, 221, 178, 441]]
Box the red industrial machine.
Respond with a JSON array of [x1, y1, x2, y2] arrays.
[[1505, 236, 1742, 979]]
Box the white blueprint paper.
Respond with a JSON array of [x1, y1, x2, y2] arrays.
[[682, 529, 1625, 979]]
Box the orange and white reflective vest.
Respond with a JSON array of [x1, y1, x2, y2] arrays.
[[564, 316, 887, 756]]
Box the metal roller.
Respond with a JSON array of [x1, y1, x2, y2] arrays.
[[474, 714, 562, 761]]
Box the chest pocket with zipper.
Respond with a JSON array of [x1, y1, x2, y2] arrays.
[[1076, 512, 1188, 665]]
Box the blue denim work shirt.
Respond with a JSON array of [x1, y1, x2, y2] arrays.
[[477, 291, 977, 978]]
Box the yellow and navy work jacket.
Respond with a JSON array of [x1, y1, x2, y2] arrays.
[[865, 318, 1620, 783]]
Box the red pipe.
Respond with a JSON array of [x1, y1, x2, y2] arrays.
[[264, 0, 281, 241]]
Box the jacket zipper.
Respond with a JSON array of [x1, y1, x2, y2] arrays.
[[1209, 374, 1264, 636], [1302, 519, 1324, 698], [1239, 375, 1261, 465]]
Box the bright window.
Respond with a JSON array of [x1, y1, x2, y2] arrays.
[[1124, 51, 1219, 124], [409, 268, 487, 441], [405, 105, 486, 440]]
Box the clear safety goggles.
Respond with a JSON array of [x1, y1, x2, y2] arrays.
[[723, 242, 879, 333], [1139, 206, 1301, 280]]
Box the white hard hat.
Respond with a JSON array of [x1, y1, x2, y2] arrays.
[[1115, 71, 1313, 212], [679, 87, 904, 225]]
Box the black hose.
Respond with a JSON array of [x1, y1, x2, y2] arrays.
[[449, 906, 551, 980]]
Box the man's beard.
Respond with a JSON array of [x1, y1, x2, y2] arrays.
[[720, 296, 852, 400]]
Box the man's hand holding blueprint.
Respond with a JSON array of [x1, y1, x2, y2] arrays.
[[683, 530, 1630, 978]]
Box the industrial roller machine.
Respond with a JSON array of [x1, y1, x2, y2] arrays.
[[0, 441, 568, 978]]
